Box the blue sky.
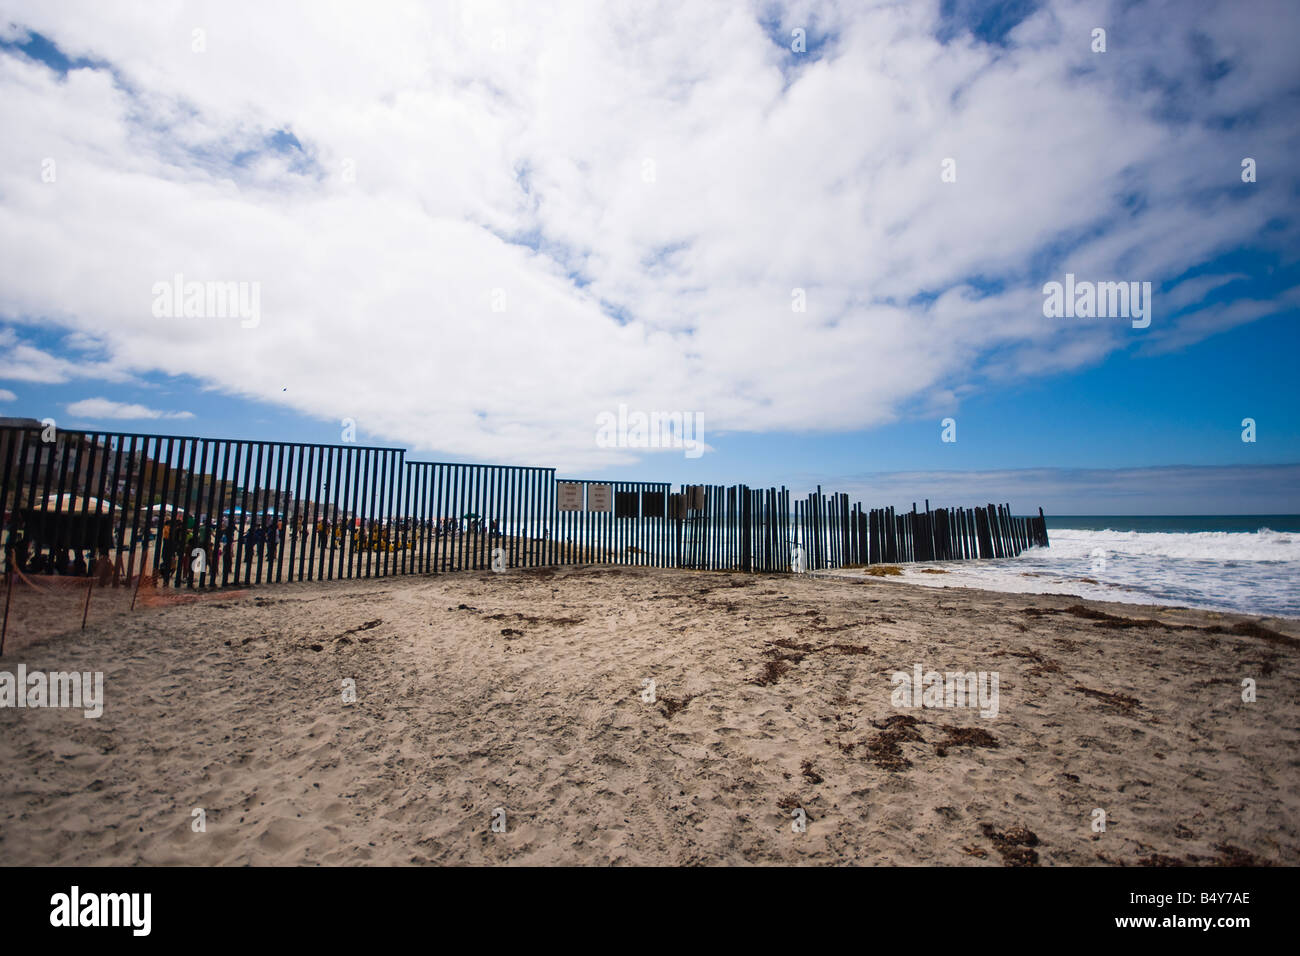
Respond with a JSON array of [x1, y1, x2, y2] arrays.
[[1, 1, 1297, 513]]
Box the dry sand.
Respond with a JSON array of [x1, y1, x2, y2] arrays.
[[1, 565, 1297, 865]]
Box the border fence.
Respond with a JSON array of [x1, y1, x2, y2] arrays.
[[0, 424, 1049, 593]]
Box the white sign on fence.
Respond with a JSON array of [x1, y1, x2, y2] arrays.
[[556, 482, 583, 512], [587, 483, 613, 513]]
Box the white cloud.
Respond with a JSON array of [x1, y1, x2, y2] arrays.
[[0, 388, 16, 401], [0, 329, 134, 384], [0, 0, 1295, 469], [65, 397, 193, 420]]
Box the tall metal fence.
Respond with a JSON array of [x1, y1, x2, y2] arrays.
[[0, 424, 1049, 589]]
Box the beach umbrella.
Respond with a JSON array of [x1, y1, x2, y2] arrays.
[[43, 493, 113, 513]]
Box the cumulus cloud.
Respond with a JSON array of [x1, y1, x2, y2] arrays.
[[65, 397, 193, 420], [0, 328, 134, 384], [0, 388, 15, 401], [0, 0, 1295, 469]]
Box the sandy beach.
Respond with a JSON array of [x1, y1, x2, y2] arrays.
[[1, 566, 1296, 866]]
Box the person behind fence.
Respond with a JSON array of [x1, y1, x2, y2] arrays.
[[221, 525, 233, 577], [166, 520, 181, 580], [181, 527, 197, 585], [10, 528, 29, 572], [160, 516, 172, 567], [158, 517, 169, 568], [96, 550, 113, 586], [167, 517, 184, 578], [197, 522, 213, 580]]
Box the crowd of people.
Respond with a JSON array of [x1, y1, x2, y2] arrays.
[[3, 510, 513, 586], [5, 533, 109, 579]]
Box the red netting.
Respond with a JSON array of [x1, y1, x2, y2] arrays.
[[0, 561, 250, 655], [132, 576, 250, 608]]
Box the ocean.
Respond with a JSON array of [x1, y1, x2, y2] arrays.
[[892, 515, 1300, 619]]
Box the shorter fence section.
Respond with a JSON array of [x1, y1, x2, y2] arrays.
[[789, 488, 1049, 571]]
